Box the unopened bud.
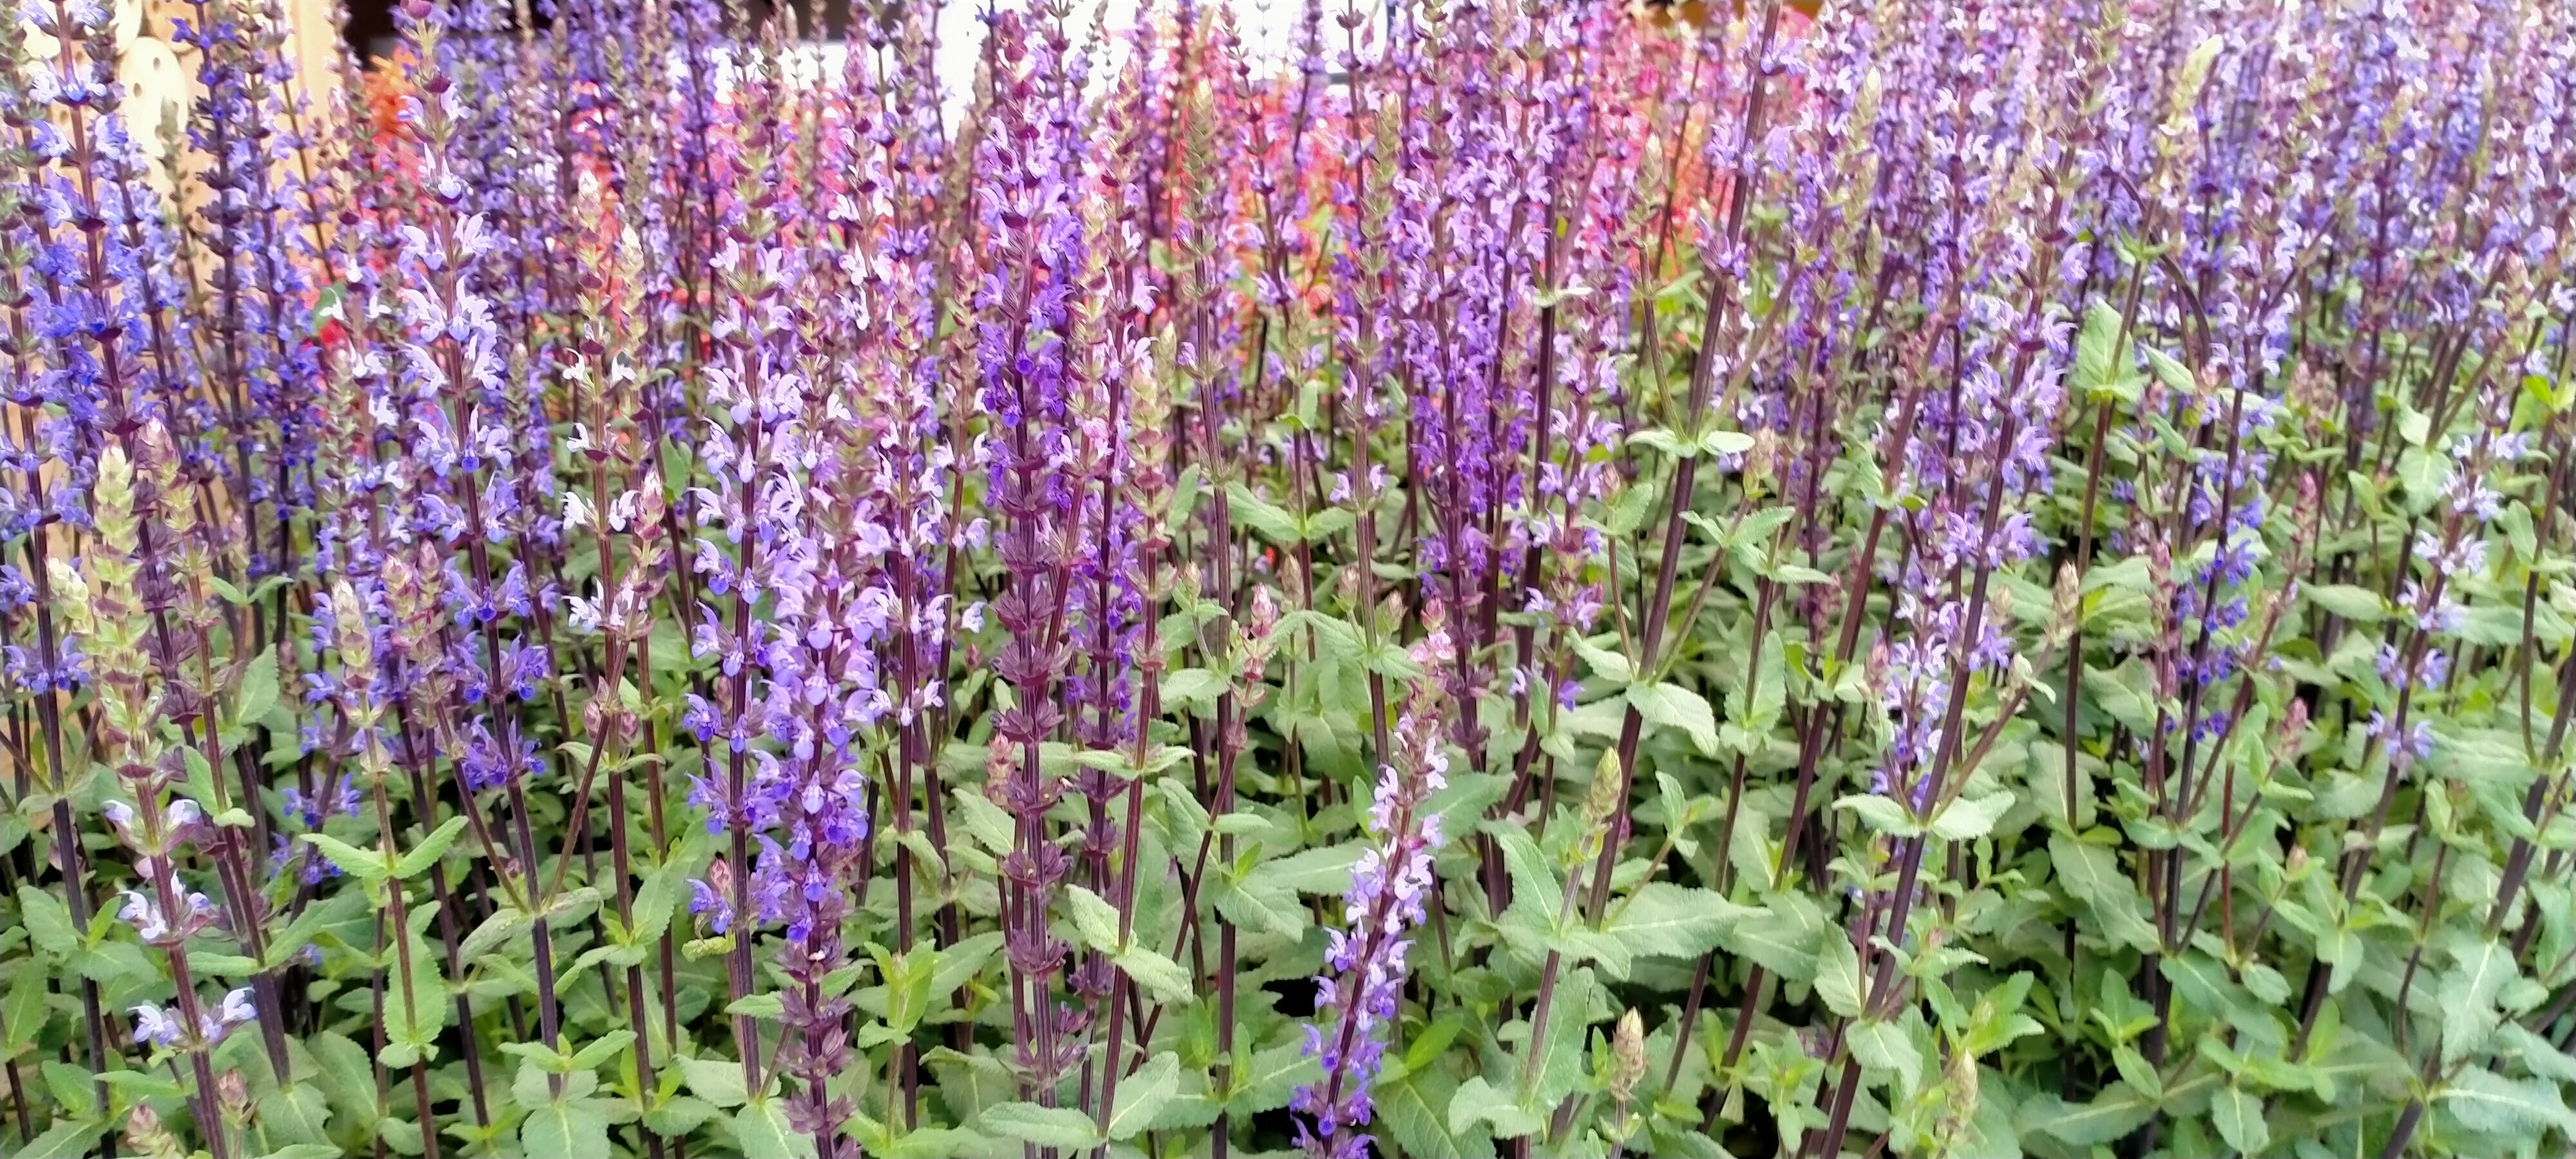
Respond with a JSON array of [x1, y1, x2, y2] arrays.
[[1246, 585, 1279, 639], [46, 559, 93, 635], [1585, 749, 1626, 829], [2273, 699, 2309, 763], [1944, 1049, 1982, 1129], [2050, 562, 2081, 644], [985, 744, 1018, 794], [124, 1104, 184, 1159], [217, 1069, 252, 1121], [635, 471, 668, 529], [1745, 428, 1778, 489], [1610, 1009, 1647, 1103], [330, 580, 375, 678]]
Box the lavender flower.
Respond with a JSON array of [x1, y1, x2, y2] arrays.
[[1296, 624, 1454, 1158], [130, 987, 254, 1051]]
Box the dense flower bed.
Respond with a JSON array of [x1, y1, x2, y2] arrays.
[[2, 0, 2574, 1157]]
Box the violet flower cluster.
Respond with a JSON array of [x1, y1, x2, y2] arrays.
[[4, 3, 2576, 1159]]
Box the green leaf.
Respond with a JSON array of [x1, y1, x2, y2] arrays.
[[1211, 869, 1304, 938], [394, 816, 469, 879], [1628, 428, 1696, 458], [731, 1098, 817, 1158], [726, 994, 783, 1019], [459, 905, 533, 965], [2081, 660, 2160, 735], [2073, 299, 2141, 403], [1113, 946, 1195, 1004], [1835, 793, 1922, 837], [1848, 1019, 1922, 1093], [2396, 448, 2449, 509], [300, 832, 392, 881], [949, 787, 1016, 855], [380, 952, 448, 1069], [256, 1083, 336, 1150], [677, 1055, 750, 1109], [2242, 963, 2292, 1006], [929, 932, 1003, 999], [39, 1060, 96, 1120], [2211, 1082, 2268, 1154], [1571, 635, 1634, 686], [630, 863, 685, 946], [2440, 1066, 2576, 1136], [2140, 344, 2197, 397], [2051, 833, 2157, 952], [1528, 966, 1600, 1107], [1490, 826, 1560, 925], [231, 646, 281, 731], [862, 945, 935, 1039], [2304, 583, 2386, 625], [309, 1031, 381, 1123], [1701, 429, 1755, 457], [875, 1126, 987, 1159], [2438, 932, 2518, 1066], [2016, 1085, 2154, 1147], [12, 1120, 100, 1159], [1225, 481, 1306, 545], [2, 965, 47, 1050], [1106, 1052, 1178, 1140], [520, 1100, 613, 1158], [641, 1094, 718, 1138], [1450, 1075, 1544, 1139], [1226, 1037, 1323, 1117], [265, 890, 363, 970], [1160, 668, 1226, 713], [15, 885, 78, 957], [99, 1069, 184, 1101], [1628, 682, 1719, 756], [1267, 843, 1367, 893], [1061, 885, 1122, 954], [571, 1030, 637, 1071], [1382, 1066, 1493, 1159], [1814, 934, 1864, 1019], [1721, 893, 1826, 982], [1603, 883, 1730, 961], [2499, 1023, 2576, 1084], [1929, 790, 2013, 842], [979, 1101, 1104, 1151]]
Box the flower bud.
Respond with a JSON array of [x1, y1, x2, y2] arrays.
[[1944, 1048, 1982, 1131], [217, 1069, 252, 1122], [1610, 1008, 1647, 1103], [2049, 561, 2081, 645], [1745, 428, 1778, 491], [331, 580, 376, 683], [124, 1104, 184, 1159], [1585, 749, 1626, 832]]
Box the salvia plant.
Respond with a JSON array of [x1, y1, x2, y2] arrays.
[[3, 0, 2576, 1156]]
